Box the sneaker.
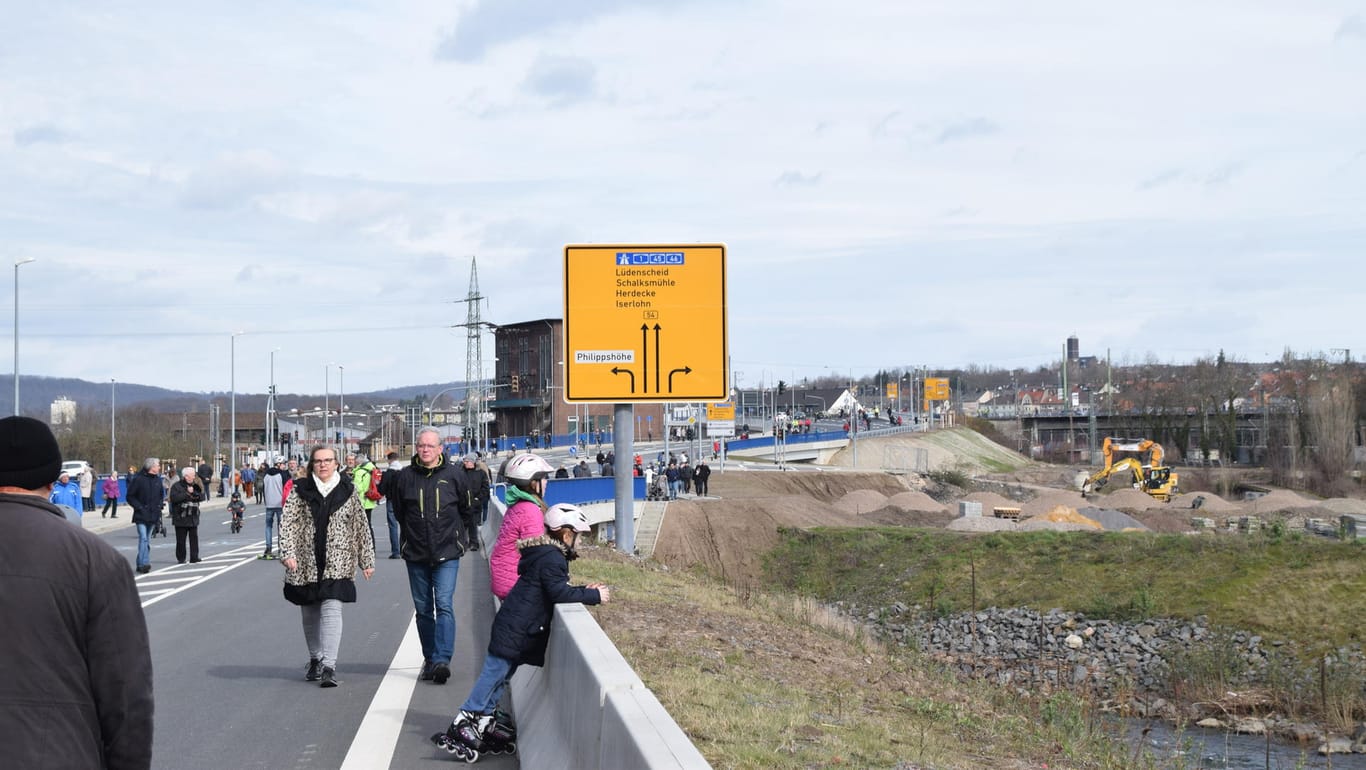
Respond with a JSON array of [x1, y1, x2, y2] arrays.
[[305, 658, 321, 682], [319, 667, 338, 688], [419, 660, 435, 681], [137, 564, 151, 574], [388, 554, 401, 559], [432, 662, 451, 685]]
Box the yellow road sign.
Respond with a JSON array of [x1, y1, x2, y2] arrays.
[[706, 402, 735, 421], [564, 244, 728, 402], [925, 377, 950, 400]]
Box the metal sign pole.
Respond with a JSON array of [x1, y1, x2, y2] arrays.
[[613, 403, 635, 554]]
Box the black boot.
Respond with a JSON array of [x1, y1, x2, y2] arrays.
[[320, 666, 338, 688], [305, 658, 321, 681]]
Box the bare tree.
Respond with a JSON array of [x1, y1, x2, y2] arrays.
[[1307, 372, 1356, 495]]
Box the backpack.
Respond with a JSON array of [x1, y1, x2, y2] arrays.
[[364, 466, 384, 501]]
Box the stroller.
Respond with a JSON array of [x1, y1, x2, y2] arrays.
[[646, 473, 666, 502], [152, 510, 168, 538]]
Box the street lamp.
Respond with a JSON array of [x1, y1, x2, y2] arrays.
[[324, 363, 334, 446], [110, 379, 116, 475], [12, 257, 35, 415], [231, 331, 243, 482], [267, 348, 280, 458], [426, 386, 465, 428], [804, 394, 826, 417], [338, 364, 345, 449]]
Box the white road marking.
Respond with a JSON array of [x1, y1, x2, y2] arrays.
[[137, 542, 270, 608], [339, 620, 424, 770]]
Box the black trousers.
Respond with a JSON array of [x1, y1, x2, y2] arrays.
[[175, 526, 200, 562], [101, 497, 118, 517]]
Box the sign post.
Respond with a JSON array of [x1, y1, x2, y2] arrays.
[[564, 244, 728, 553]]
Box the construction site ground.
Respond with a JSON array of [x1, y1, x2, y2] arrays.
[[653, 427, 1366, 584]]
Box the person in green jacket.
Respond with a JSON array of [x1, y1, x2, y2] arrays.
[[350, 452, 380, 546]]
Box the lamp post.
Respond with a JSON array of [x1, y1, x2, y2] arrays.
[[323, 363, 333, 447], [12, 257, 35, 415], [231, 331, 242, 483], [110, 379, 116, 475], [267, 348, 280, 458], [338, 364, 345, 450]]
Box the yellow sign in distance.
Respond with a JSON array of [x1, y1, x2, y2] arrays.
[[885, 383, 899, 399], [706, 402, 735, 421], [564, 244, 728, 402], [925, 377, 951, 400]]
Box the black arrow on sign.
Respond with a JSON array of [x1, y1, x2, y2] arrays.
[[639, 324, 649, 394], [653, 324, 662, 393], [667, 366, 692, 391], [611, 367, 636, 393]]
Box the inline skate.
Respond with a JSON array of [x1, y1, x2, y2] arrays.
[[430, 710, 517, 762]]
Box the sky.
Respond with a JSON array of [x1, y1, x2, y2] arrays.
[[2, 1, 1364, 397]]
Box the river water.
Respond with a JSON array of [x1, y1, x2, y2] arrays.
[[1127, 721, 1366, 769]]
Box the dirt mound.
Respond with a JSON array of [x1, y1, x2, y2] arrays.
[[835, 489, 890, 515], [1130, 510, 1204, 533], [858, 507, 956, 528], [654, 495, 862, 584], [1078, 507, 1148, 531], [1023, 505, 1103, 530], [1246, 490, 1318, 512], [1098, 488, 1176, 510], [1021, 490, 1090, 518], [887, 490, 948, 513], [824, 427, 1030, 474], [1019, 519, 1097, 532], [707, 469, 907, 502], [1316, 498, 1366, 515]]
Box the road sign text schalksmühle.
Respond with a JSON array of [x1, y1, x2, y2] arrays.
[[563, 244, 728, 402]]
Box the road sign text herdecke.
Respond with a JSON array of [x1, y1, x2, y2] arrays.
[[564, 244, 728, 402]]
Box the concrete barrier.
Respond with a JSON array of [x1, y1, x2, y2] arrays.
[[480, 495, 710, 769]]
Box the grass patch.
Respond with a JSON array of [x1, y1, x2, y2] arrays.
[[762, 528, 1366, 651]]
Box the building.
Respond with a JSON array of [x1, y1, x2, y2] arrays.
[[50, 396, 77, 427], [490, 318, 666, 442]]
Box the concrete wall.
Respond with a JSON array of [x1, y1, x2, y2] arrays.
[[481, 495, 711, 769]]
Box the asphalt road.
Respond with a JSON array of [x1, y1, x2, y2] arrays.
[[89, 501, 518, 770]]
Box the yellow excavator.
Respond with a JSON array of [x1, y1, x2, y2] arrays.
[[1078, 437, 1179, 502]]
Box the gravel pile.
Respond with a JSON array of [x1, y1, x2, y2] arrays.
[[946, 516, 1018, 532], [1171, 492, 1238, 511], [1078, 507, 1147, 531]]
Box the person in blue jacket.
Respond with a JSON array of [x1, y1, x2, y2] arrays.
[[430, 503, 610, 760], [48, 471, 82, 511]]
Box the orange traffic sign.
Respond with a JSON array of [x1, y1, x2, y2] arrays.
[[564, 244, 728, 402]]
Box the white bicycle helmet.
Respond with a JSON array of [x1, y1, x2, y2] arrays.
[[544, 503, 590, 532], [504, 453, 555, 484]]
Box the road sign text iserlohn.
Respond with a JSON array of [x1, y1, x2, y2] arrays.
[[563, 244, 728, 402]]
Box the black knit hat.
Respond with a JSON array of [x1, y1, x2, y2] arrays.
[[0, 416, 63, 489]]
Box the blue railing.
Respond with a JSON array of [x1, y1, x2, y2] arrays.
[[495, 477, 647, 507]]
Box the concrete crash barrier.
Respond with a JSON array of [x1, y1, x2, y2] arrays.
[[481, 497, 711, 769], [509, 605, 711, 769]]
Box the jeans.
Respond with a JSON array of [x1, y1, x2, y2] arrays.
[[385, 501, 401, 557], [460, 653, 518, 714], [301, 599, 343, 668], [135, 522, 152, 567], [670, 480, 682, 499], [405, 559, 460, 665], [264, 508, 282, 552]]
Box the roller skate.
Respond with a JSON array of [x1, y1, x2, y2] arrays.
[[430, 710, 517, 761]]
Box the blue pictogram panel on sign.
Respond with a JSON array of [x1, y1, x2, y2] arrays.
[[616, 252, 685, 265]]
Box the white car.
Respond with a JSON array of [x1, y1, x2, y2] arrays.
[[61, 460, 92, 478]]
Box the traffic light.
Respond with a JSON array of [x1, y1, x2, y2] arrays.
[[778, 380, 786, 395], [511, 375, 520, 392]]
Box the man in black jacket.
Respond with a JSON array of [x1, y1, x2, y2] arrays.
[[126, 456, 165, 573], [389, 428, 471, 685], [0, 416, 154, 768]]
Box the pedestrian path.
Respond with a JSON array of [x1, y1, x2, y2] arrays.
[[135, 541, 264, 607]]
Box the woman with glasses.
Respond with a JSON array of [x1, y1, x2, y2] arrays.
[[279, 445, 376, 688]]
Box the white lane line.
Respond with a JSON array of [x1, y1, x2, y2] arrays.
[[339, 621, 423, 770], [137, 577, 202, 587], [139, 589, 177, 596], [140, 552, 265, 608]]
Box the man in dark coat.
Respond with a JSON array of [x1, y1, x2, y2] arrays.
[[390, 428, 471, 685], [0, 416, 154, 768], [126, 456, 165, 573], [694, 459, 711, 497]]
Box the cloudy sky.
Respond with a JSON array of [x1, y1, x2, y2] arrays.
[[2, 1, 1364, 397]]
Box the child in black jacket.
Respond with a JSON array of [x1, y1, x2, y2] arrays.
[[431, 503, 610, 760]]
